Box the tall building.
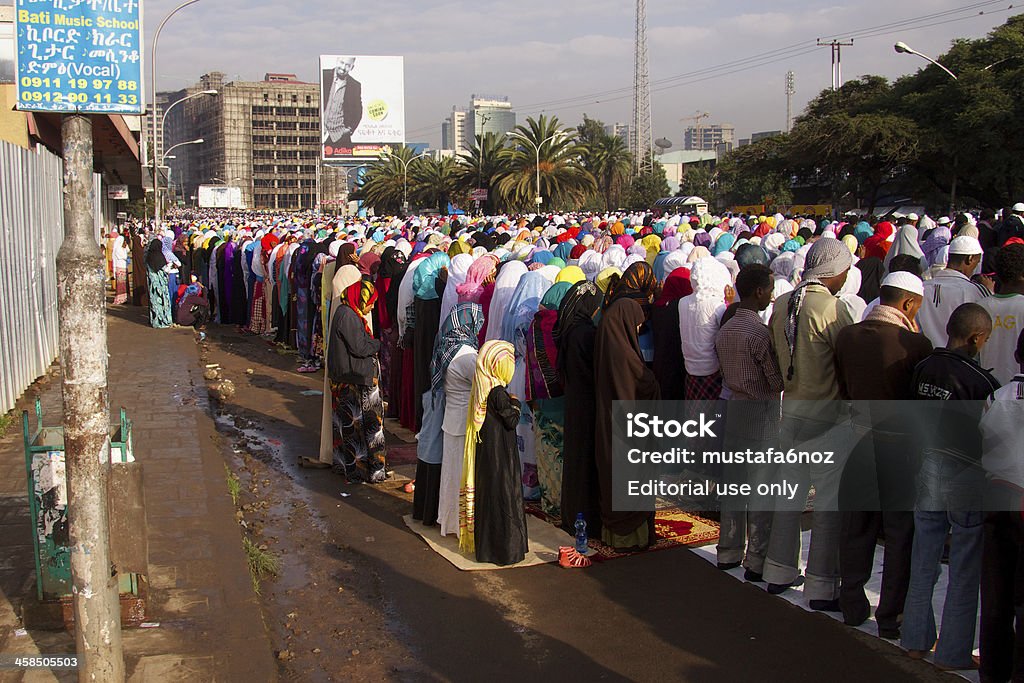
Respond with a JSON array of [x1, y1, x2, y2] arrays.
[[441, 108, 468, 154], [683, 123, 735, 151], [466, 95, 516, 143], [165, 72, 346, 210], [604, 122, 634, 149], [751, 130, 782, 143]]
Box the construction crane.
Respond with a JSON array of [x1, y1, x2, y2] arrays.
[[680, 111, 710, 150]]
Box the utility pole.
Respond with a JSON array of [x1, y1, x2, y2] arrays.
[[632, 0, 654, 174], [785, 71, 795, 133], [817, 39, 854, 91], [56, 114, 125, 682]]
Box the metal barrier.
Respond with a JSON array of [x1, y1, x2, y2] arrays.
[[0, 140, 106, 414]]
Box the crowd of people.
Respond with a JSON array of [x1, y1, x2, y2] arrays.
[[105, 202, 1024, 681]]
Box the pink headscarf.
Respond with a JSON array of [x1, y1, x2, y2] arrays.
[[456, 254, 498, 303]]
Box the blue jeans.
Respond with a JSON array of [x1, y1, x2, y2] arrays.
[[901, 509, 984, 668]]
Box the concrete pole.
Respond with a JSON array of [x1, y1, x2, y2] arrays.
[[56, 114, 125, 682]]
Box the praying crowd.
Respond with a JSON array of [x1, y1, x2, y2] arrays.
[[107, 202, 1024, 681]]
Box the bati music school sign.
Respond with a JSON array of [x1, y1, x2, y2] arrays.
[[14, 0, 144, 115]]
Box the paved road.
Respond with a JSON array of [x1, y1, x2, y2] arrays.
[[200, 323, 948, 682]]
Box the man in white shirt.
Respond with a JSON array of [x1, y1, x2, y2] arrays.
[[982, 243, 1024, 384], [979, 328, 1024, 683], [919, 236, 992, 347]]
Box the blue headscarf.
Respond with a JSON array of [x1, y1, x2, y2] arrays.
[[853, 221, 873, 244], [531, 250, 554, 266], [412, 252, 450, 300], [430, 302, 484, 399], [653, 251, 670, 281], [782, 239, 801, 253], [713, 233, 736, 256], [500, 271, 552, 346], [553, 242, 573, 262]]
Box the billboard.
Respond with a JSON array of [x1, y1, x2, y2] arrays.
[[198, 185, 245, 209], [13, 0, 144, 114], [106, 184, 129, 200], [319, 55, 405, 161]]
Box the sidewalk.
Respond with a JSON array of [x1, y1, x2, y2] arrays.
[[0, 305, 275, 682]]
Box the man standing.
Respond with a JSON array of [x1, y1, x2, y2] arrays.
[[998, 203, 1024, 245], [765, 238, 855, 609], [982, 243, 1024, 384], [903, 303, 1001, 670], [834, 272, 932, 638], [918, 235, 991, 347], [322, 57, 362, 150], [715, 264, 784, 581]]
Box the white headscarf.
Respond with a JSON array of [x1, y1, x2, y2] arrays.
[[439, 254, 474, 324], [485, 261, 528, 342]]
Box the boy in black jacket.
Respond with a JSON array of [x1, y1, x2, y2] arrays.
[[902, 303, 1001, 670]]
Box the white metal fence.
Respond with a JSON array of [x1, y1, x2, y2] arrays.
[[0, 139, 106, 414]]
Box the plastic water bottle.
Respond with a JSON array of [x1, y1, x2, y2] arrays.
[[574, 513, 588, 555]]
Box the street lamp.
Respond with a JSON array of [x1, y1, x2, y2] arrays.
[[380, 148, 430, 214], [507, 129, 571, 208], [153, 89, 216, 226], [150, 0, 207, 228], [156, 139, 203, 222], [894, 41, 960, 214]]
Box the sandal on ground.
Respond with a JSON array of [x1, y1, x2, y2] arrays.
[[403, 481, 416, 494], [299, 457, 332, 469], [558, 546, 592, 568]]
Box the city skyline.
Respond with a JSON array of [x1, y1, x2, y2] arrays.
[[73, 1, 1022, 149]]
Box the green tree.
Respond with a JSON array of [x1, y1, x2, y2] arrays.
[[497, 115, 596, 211], [623, 155, 669, 210], [458, 132, 506, 214], [587, 134, 633, 210], [353, 146, 423, 214], [677, 162, 715, 202], [411, 156, 465, 214], [714, 136, 793, 209]]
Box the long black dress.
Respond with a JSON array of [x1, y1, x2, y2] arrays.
[[559, 322, 602, 537], [475, 385, 527, 566], [411, 293, 444, 525], [650, 299, 687, 401]]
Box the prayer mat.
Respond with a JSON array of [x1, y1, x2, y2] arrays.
[[524, 502, 720, 562], [402, 514, 566, 571]]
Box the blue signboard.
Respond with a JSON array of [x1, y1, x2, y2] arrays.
[[14, 0, 144, 114]]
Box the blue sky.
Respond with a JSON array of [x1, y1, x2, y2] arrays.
[[135, 0, 1016, 147]]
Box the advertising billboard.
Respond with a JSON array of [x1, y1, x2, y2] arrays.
[[319, 55, 405, 161], [198, 185, 244, 209]]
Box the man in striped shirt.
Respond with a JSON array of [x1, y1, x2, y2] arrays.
[[918, 235, 991, 348]]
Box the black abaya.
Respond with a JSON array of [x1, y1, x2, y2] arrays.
[[474, 385, 527, 566], [558, 323, 602, 537], [650, 302, 687, 401], [412, 296, 442, 431]]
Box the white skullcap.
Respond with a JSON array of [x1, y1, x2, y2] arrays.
[[881, 271, 924, 297]]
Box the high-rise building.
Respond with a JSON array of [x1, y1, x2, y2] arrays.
[[466, 95, 516, 142], [165, 72, 346, 210], [442, 108, 468, 154], [604, 122, 634, 149], [750, 130, 782, 143], [683, 123, 735, 151]]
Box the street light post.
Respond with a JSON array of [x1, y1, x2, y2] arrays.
[[156, 138, 204, 224], [150, 0, 207, 229], [507, 130, 569, 208], [894, 41, 960, 214], [153, 90, 215, 226], [380, 149, 430, 214]]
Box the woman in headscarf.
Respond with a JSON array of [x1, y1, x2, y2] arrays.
[[578, 250, 603, 281], [651, 267, 692, 400], [524, 282, 572, 517], [457, 254, 498, 305], [112, 232, 130, 305], [854, 241, 884, 303], [396, 254, 427, 431], [483, 261, 528, 342], [324, 264, 386, 483], [375, 247, 406, 410], [594, 297, 659, 550], [412, 252, 450, 430], [439, 253, 473, 324], [883, 224, 927, 273], [555, 281, 604, 537], [864, 221, 894, 260], [146, 235, 172, 328], [459, 340, 527, 566], [436, 303, 486, 536], [679, 257, 732, 402]]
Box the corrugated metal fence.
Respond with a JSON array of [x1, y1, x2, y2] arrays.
[[0, 139, 107, 414]]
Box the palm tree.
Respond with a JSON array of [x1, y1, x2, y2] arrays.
[[497, 115, 596, 211], [458, 132, 506, 214], [410, 156, 465, 214], [354, 146, 425, 214], [587, 134, 633, 210]]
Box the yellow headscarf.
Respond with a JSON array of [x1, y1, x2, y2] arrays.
[[641, 235, 662, 265], [611, 222, 626, 235], [448, 239, 471, 257], [596, 267, 622, 293], [460, 340, 516, 554], [555, 265, 585, 285], [842, 235, 858, 255]]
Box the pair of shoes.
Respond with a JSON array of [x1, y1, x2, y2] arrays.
[[558, 546, 592, 568], [744, 569, 764, 582], [767, 575, 805, 595], [717, 561, 741, 571], [297, 364, 320, 373], [876, 626, 900, 640], [809, 599, 842, 613]]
